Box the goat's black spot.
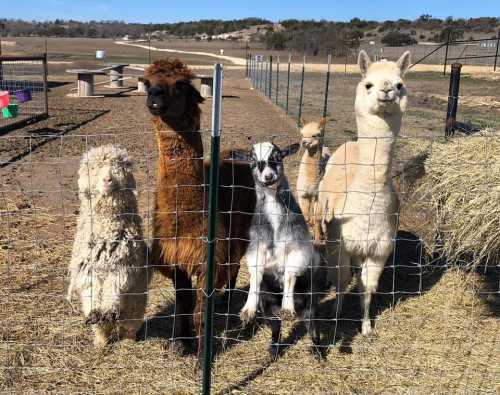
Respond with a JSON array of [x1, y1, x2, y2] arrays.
[[257, 161, 266, 172]]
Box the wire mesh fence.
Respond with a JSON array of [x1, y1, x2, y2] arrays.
[[1, 55, 499, 394], [0, 55, 48, 134]]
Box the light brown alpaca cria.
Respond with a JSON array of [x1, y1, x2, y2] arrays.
[[146, 59, 255, 357]]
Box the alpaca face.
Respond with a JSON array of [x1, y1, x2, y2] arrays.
[[300, 123, 321, 150], [356, 51, 411, 118], [247, 142, 300, 187], [145, 78, 203, 119]]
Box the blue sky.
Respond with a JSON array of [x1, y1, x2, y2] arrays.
[[5, 0, 500, 23]]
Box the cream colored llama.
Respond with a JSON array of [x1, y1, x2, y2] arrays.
[[319, 50, 410, 336], [296, 118, 331, 225]]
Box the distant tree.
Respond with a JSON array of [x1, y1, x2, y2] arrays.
[[438, 27, 464, 42], [263, 31, 287, 50], [381, 31, 417, 46]]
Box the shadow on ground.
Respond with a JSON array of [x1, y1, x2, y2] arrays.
[[319, 229, 444, 353]]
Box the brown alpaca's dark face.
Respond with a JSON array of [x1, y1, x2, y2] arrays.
[[145, 78, 204, 118]]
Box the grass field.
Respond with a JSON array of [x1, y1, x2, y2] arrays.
[[0, 38, 499, 394]]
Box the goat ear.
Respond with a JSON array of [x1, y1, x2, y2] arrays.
[[358, 50, 372, 77], [300, 116, 306, 127], [281, 143, 301, 157], [230, 150, 251, 162], [319, 117, 326, 129], [396, 51, 411, 76]]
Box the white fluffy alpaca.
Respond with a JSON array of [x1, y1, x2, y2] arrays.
[[296, 118, 331, 225], [67, 145, 150, 346], [319, 51, 410, 336]]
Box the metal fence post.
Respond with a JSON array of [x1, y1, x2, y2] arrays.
[[42, 53, 49, 117], [285, 52, 291, 114], [275, 56, 280, 105], [297, 55, 306, 126], [494, 31, 500, 71], [269, 55, 273, 98], [445, 62, 462, 137], [259, 60, 264, 92], [202, 63, 223, 395], [264, 58, 268, 94], [443, 31, 451, 76], [319, 53, 331, 149], [322, 53, 332, 122]]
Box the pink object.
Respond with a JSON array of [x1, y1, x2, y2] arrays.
[[0, 91, 9, 109]]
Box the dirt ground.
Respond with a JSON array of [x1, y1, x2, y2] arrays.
[[1, 41, 499, 394]]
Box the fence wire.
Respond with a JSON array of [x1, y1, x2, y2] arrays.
[[0, 56, 499, 394]]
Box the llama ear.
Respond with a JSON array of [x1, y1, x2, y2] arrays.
[[358, 50, 372, 77], [396, 51, 411, 75], [319, 117, 326, 129], [281, 143, 301, 157]]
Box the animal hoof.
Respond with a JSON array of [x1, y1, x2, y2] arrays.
[[102, 308, 120, 323], [279, 309, 295, 321], [240, 307, 256, 323], [268, 343, 284, 358], [361, 320, 373, 336], [85, 309, 103, 325]]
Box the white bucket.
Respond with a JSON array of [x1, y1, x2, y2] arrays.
[[96, 50, 106, 60]]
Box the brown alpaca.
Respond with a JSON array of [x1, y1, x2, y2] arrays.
[[146, 59, 255, 356]]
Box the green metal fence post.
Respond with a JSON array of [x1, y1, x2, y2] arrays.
[[276, 56, 280, 105], [202, 63, 223, 395], [319, 53, 331, 149], [268, 55, 273, 98], [494, 30, 500, 72], [297, 55, 306, 127], [285, 52, 291, 114], [443, 31, 451, 76]]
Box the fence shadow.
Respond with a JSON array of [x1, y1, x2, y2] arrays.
[[319, 230, 444, 354], [138, 284, 263, 356]]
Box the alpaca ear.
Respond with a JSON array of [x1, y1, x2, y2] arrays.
[[177, 80, 205, 104], [358, 50, 372, 77], [281, 143, 301, 157], [319, 117, 326, 129], [397, 51, 411, 75], [190, 84, 205, 104]]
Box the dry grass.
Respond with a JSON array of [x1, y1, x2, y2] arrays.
[[419, 131, 500, 268], [1, 196, 498, 394]]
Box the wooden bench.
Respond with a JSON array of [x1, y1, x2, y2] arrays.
[[66, 69, 107, 97]]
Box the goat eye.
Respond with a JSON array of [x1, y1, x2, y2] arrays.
[[396, 83, 403, 90], [365, 83, 373, 90]]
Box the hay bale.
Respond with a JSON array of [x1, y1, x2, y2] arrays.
[[420, 130, 500, 267]]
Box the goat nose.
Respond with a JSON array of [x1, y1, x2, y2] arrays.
[[264, 174, 273, 181]]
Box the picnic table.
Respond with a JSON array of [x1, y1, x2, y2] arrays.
[[66, 64, 130, 97]]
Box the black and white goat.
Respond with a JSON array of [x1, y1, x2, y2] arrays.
[[234, 141, 322, 354]]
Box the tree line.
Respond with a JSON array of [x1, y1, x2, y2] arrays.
[[262, 16, 499, 53], [1, 16, 498, 53], [0, 18, 271, 39]]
